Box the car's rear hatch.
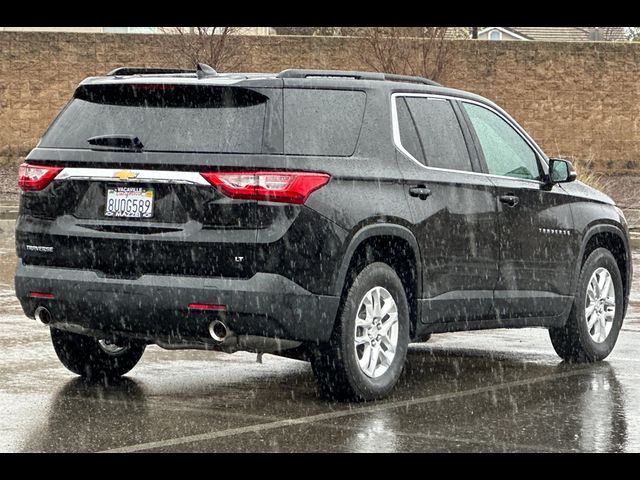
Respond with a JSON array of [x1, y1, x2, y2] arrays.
[[17, 76, 285, 280]]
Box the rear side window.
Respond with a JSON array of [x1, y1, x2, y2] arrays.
[[401, 97, 473, 172], [396, 98, 426, 165], [284, 89, 366, 156], [40, 84, 269, 154]]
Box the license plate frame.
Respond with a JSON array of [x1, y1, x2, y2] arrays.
[[104, 186, 155, 219]]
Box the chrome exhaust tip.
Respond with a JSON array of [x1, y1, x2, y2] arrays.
[[209, 320, 228, 343], [34, 306, 52, 325]]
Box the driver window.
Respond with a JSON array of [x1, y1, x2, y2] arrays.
[[463, 102, 541, 181]]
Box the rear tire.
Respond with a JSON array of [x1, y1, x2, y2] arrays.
[[549, 248, 624, 362], [311, 262, 410, 401], [51, 328, 145, 380]]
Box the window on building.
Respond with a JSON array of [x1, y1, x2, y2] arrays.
[[489, 30, 502, 41]]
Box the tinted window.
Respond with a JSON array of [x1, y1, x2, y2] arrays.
[[40, 84, 268, 153], [284, 89, 366, 156], [396, 98, 426, 164], [403, 97, 473, 172], [463, 103, 540, 180]]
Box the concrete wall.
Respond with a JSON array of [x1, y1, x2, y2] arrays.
[[1, 31, 639, 172]]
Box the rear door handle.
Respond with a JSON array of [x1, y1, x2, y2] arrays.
[[409, 186, 432, 200], [499, 194, 519, 207]]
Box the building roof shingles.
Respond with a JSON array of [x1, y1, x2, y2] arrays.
[[505, 27, 628, 42]]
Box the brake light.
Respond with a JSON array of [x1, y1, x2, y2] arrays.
[[18, 163, 63, 191], [200, 171, 331, 205]]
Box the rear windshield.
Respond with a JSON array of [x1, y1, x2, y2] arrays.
[[40, 84, 269, 154], [284, 89, 366, 156]]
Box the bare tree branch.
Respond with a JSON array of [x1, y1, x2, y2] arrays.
[[350, 27, 454, 82], [158, 27, 246, 70]]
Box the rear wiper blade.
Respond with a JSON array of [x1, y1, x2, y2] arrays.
[[87, 135, 144, 151]]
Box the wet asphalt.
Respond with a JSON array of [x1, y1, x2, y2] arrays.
[[1, 218, 640, 453]]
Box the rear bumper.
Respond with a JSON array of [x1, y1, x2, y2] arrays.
[[15, 260, 340, 345]]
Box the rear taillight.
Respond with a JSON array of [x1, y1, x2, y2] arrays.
[[200, 171, 331, 205], [18, 163, 63, 191]]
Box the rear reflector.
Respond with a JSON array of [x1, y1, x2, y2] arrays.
[[18, 163, 63, 191], [29, 292, 55, 299], [200, 171, 330, 205], [188, 303, 226, 311]]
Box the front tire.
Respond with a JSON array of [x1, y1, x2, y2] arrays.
[[311, 262, 410, 401], [549, 248, 624, 362], [51, 328, 146, 380]]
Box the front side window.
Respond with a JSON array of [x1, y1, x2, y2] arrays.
[[463, 103, 541, 180]]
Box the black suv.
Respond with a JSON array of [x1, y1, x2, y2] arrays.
[[15, 66, 632, 401]]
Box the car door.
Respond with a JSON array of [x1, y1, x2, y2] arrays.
[[459, 100, 578, 320], [392, 93, 499, 326]]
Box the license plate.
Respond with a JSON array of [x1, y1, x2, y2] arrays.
[[105, 187, 154, 218]]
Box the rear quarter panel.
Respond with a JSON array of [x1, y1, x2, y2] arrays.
[[263, 85, 414, 296]]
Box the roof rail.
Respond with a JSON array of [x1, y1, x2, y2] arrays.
[[383, 73, 442, 87], [277, 69, 441, 87], [278, 69, 386, 81], [107, 67, 195, 76]]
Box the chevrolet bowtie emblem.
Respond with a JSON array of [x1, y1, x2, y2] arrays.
[[113, 170, 139, 181]]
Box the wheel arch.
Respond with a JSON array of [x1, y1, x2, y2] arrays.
[[576, 224, 631, 317], [334, 224, 422, 337]]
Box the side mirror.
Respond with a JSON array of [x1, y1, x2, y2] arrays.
[[547, 158, 577, 184]]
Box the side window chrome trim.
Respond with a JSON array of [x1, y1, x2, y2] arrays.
[[391, 92, 548, 185]]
